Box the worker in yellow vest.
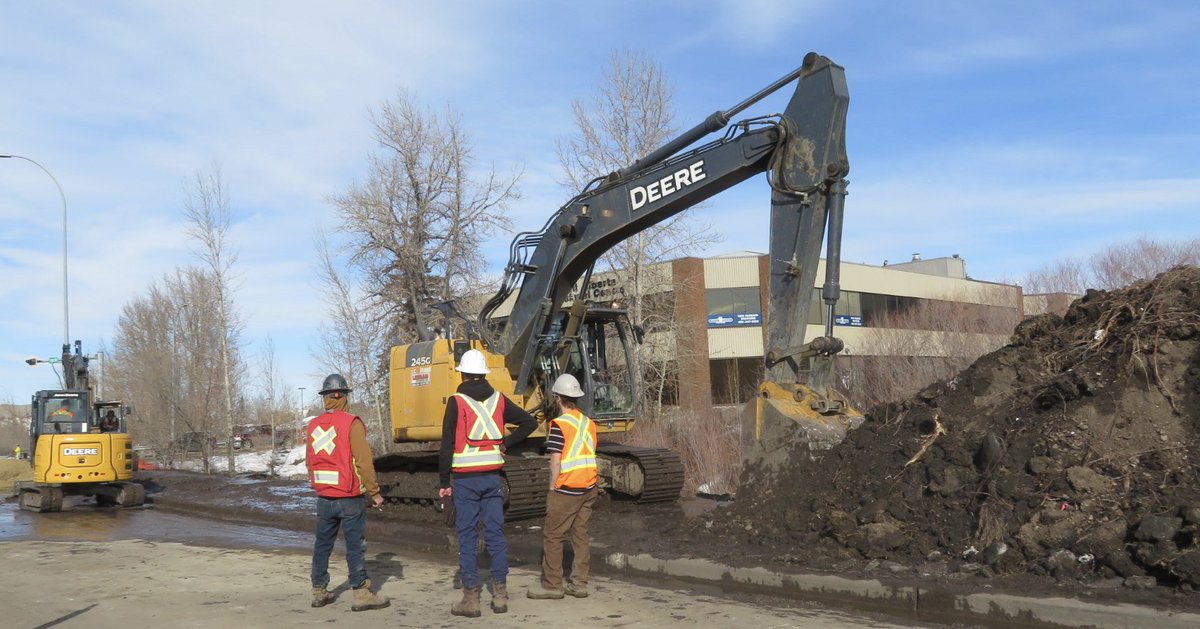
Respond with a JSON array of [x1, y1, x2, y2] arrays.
[[527, 373, 598, 600]]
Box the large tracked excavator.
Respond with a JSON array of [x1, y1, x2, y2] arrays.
[[375, 52, 861, 518]]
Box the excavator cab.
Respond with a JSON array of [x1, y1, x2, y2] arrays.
[[533, 305, 639, 423]]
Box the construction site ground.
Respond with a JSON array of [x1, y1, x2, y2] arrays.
[[0, 484, 915, 629], [3, 468, 1194, 627], [7, 268, 1200, 626]]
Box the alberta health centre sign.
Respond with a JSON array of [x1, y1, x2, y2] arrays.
[[707, 312, 762, 327]]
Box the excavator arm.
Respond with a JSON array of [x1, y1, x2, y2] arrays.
[[481, 52, 851, 407]]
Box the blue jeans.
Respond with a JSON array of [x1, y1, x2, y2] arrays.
[[453, 474, 508, 588], [311, 495, 369, 589]]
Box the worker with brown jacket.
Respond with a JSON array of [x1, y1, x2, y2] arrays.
[[306, 373, 390, 612], [527, 374, 598, 600]]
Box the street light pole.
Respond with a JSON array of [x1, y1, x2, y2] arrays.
[[1, 154, 70, 346], [298, 387, 307, 417]]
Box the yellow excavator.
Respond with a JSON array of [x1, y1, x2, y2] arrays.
[[375, 52, 862, 517], [16, 342, 144, 512]]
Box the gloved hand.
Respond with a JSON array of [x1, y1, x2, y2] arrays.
[[439, 493, 455, 527]]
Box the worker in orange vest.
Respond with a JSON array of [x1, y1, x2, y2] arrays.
[[527, 373, 598, 600]]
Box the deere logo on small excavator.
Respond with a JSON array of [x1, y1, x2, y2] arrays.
[[629, 160, 706, 211], [64, 447, 99, 456]]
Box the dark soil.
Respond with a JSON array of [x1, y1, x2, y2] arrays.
[[706, 266, 1200, 593]]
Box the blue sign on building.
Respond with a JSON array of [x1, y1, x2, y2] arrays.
[[833, 314, 864, 327], [708, 312, 762, 327]]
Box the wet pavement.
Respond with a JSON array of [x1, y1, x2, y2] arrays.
[[0, 499, 312, 551], [10, 472, 1198, 628], [0, 483, 927, 629]]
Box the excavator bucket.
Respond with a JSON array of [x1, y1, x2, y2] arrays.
[[739, 381, 863, 484]]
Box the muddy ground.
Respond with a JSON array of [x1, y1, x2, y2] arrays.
[[3, 537, 905, 629], [714, 266, 1200, 605], [131, 465, 1198, 615]]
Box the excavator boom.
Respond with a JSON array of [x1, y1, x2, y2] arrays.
[[482, 52, 852, 403]]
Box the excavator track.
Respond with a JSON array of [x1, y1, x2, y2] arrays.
[[596, 444, 685, 503], [375, 451, 549, 521], [18, 485, 64, 513], [500, 457, 550, 521], [116, 482, 146, 507]]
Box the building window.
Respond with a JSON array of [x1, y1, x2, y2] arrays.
[[706, 287, 762, 327], [709, 358, 764, 405]]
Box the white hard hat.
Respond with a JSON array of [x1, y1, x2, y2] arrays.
[[455, 349, 491, 375], [551, 374, 585, 398]]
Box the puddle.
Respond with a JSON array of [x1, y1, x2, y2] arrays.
[[0, 500, 311, 551]]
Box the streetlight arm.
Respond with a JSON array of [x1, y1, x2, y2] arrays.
[[0, 154, 70, 345]]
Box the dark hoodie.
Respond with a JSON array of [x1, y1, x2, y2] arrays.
[[438, 377, 537, 487]]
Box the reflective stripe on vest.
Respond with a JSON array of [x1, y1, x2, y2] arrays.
[[312, 469, 340, 485], [311, 425, 337, 455], [553, 409, 597, 489], [452, 392, 505, 470]]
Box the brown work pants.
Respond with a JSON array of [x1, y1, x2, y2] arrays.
[[540, 487, 597, 590]]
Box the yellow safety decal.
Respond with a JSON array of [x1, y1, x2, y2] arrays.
[[311, 425, 337, 455]]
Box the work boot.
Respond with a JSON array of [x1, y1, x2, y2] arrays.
[[491, 581, 508, 614], [351, 579, 390, 612], [526, 585, 565, 599], [310, 586, 335, 608], [564, 582, 589, 598], [451, 584, 482, 617]]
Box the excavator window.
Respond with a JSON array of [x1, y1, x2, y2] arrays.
[[41, 397, 87, 434], [582, 318, 635, 416]]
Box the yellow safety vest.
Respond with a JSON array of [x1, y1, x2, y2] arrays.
[[552, 408, 597, 489]]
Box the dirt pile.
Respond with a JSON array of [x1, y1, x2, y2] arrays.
[[719, 266, 1200, 589]]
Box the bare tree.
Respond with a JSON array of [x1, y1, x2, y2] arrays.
[[848, 294, 1019, 410], [107, 267, 226, 472], [182, 165, 244, 475], [256, 336, 290, 476], [328, 89, 518, 365], [1025, 236, 1200, 294], [557, 49, 722, 411], [313, 234, 390, 450]]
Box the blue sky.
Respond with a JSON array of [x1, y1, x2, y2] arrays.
[[1, 1, 1198, 402]]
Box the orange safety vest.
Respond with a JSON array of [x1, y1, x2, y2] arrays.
[[551, 408, 597, 490], [451, 392, 506, 473], [306, 410, 364, 498]]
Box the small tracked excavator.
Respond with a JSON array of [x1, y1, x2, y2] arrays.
[[17, 342, 144, 512], [375, 52, 861, 517]]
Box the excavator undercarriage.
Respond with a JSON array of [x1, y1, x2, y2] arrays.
[[374, 444, 683, 520]]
